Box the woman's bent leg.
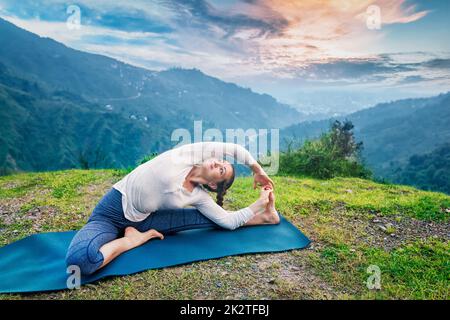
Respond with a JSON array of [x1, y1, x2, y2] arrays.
[[136, 208, 219, 234], [98, 227, 163, 268], [65, 220, 120, 276]]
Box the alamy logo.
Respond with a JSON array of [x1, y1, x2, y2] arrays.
[[66, 265, 81, 289], [66, 5, 81, 30], [366, 5, 381, 30], [366, 264, 381, 290], [171, 121, 280, 175]]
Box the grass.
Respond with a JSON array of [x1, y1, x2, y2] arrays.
[[0, 169, 449, 299], [311, 239, 449, 299]]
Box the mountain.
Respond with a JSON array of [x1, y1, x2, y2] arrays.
[[0, 18, 303, 174], [0, 62, 174, 174], [389, 143, 450, 194], [0, 18, 302, 130], [281, 92, 450, 184]]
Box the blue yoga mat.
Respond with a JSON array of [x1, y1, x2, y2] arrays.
[[0, 214, 310, 294]]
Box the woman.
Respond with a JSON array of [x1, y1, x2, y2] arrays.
[[66, 141, 280, 275]]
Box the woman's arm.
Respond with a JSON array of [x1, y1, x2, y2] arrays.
[[211, 142, 274, 189], [194, 195, 254, 230], [178, 141, 274, 188], [193, 189, 270, 230], [178, 141, 257, 166]]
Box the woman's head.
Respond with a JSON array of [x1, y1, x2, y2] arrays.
[[201, 158, 235, 207]]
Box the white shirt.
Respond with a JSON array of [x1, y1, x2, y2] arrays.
[[113, 142, 258, 230]]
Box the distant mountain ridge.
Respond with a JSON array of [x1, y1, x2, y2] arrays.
[[0, 62, 168, 173], [390, 143, 450, 194], [0, 18, 302, 129], [0, 17, 304, 174], [281, 92, 450, 184]]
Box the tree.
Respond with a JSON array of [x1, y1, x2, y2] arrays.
[[279, 120, 371, 179], [329, 120, 363, 159], [77, 145, 112, 169]]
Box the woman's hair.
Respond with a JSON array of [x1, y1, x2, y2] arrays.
[[202, 164, 236, 207]]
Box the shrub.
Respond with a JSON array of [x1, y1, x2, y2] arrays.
[[279, 120, 371, 179], [137, 152, 159, 165]]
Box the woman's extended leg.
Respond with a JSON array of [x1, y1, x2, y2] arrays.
[[101, 208, 218, 266], [132, 193, 280, 236], [134, 207, 219, 234]]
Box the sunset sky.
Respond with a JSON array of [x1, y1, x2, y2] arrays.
[[1, 0, 449, 112]]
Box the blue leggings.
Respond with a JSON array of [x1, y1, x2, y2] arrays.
[[65, 187, 219, 275]]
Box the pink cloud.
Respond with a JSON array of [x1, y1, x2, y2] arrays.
[[218, 0, 429, 76]]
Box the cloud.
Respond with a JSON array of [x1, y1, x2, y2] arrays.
[[398, 75, 426, 84], [1, 0, 446, 94], [218, 0, 430, 74], [0, 14, 168, 47], [0, 0, 430, 63], [375, 0, 429, 24], [293, 52, 450, 85], [424, 59, 450, 69], [0, 0, 177, 32]]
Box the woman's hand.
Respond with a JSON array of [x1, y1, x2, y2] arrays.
[[250, 162, 274, 190], [253, 172, 274, 190]]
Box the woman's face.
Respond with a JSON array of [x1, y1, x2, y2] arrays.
[[202, 158, 233, 184]]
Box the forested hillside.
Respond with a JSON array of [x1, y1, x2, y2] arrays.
[[281, 93, 450, 193], [0, 17, 302, 174]]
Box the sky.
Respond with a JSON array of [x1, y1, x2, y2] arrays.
[[1, 0, 449, 114]]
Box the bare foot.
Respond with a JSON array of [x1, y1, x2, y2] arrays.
[[261, 192, 280, 224], [124, 226, 164, 248]]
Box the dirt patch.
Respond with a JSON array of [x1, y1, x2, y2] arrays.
[[0, 203, 61, 237], [0, 186, 53, 220], [259, 251, 338, 299], [187, 251, 339, 299], [364, 215, 450, 251], [290, 203, 449, 252], [23, 205, 60, 232], [0, 198, 23, 226]]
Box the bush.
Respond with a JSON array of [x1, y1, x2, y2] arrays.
[[137, 152, 159, 165], [279, 120, 371, 179]]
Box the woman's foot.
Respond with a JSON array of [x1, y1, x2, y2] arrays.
[[261, 192, 280, 224], [251, 187, 272, 215], [124, 227, 164, 248]]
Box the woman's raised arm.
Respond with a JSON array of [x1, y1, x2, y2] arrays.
[[177, 141, 274, 189]]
